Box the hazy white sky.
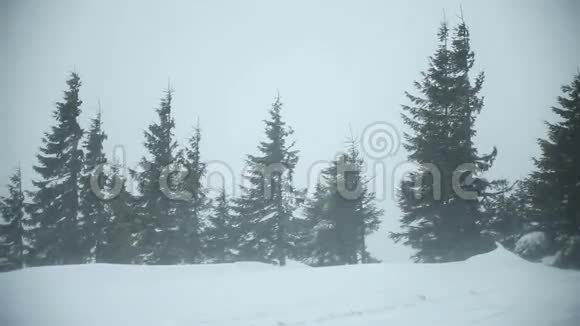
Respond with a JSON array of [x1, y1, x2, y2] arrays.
[[1, 0, 579, 261]]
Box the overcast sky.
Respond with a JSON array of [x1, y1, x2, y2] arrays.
[[1, 0, 579, 261]]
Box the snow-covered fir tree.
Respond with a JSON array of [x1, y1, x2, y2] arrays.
[[235, 94, 300, 266], [101, 166, 139, 264], [133, 88, 178, 264], [481, 180, 526, 251], [172, 126, 209, 263], [203, 189, 239, 263], [0, 167, 26, 271], [391, 20, 497, 262], [528, 72, 580, 269], [26, 73, 84, 265], [78, 111, 109, 262], [301, 139, 382, 266]]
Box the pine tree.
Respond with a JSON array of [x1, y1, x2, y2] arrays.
[[346, 139, 383, 263], [26, 72, 84, 265], [302, 140, 382, 266], [529, 72, 580, 269], [204, 189, 239, 263], [133, 88, 178, 264], [299, 182, 332, 265], [78, 111, 109, 262], [172, 126, 209, 264], [184, 126, 210, 262], [102, 166, 139, 264], [235, 94, 299, 266], [0, 167, 26, 271], [481, 180, 526, 250], [391, 20, 496, 263]]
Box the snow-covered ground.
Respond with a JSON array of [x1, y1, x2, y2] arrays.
[[1, 246, 579, 326]]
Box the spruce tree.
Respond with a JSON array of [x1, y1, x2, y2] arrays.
[[78, 111, 109, 262], [299, 182, 332, 265], [204, 189, 239, 263], [183, 127, 209, 262], [346, 140, 382, 263], [302, 140, 382, 266], [529, 73, 580, 268], [0, 167, 26, 271], [133, 89, 178, 264], [102, 167, 139, 264], [391, 20, 496, 262], [171, 126, 209, 264], [481, 180, 526, 250], [26, 73, 84, 265], [236, 94, 299, 265]]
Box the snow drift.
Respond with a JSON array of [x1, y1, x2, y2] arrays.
[[0, 246, 579, 326]]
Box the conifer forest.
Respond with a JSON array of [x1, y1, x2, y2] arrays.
[[1, 1, 579, 325]]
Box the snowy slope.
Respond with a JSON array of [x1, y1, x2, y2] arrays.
[[1, 246, 579, 326]]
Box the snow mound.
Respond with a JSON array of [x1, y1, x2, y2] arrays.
[[466, 242, 529, 266], [284, 259, 311, 269], [515, 231, 549, 257], [1, 250, 579, 326]]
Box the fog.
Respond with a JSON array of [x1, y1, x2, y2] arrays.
[[1, 0, 579, 261]]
